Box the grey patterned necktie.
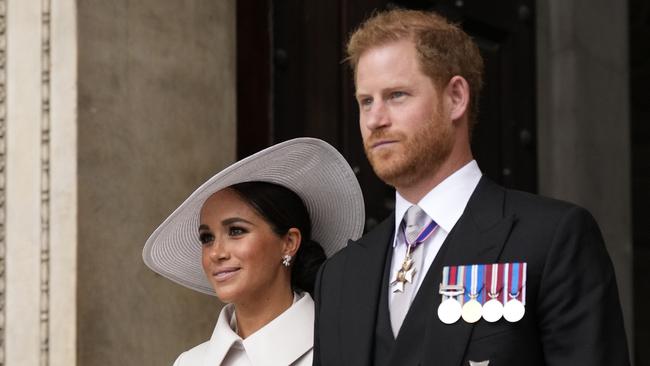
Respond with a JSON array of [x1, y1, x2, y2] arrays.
[[389, 205, 434, 337]]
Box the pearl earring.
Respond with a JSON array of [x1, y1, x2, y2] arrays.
[[282, 254, 292, 267]]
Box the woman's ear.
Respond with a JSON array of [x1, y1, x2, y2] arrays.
[[283, 228, 302, 257], [445, 75, 470, 121]]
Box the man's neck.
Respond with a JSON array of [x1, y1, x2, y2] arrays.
[[397, 154, 473, 204]]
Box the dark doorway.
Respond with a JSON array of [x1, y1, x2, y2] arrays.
[[237, 0, 537, 229], [630, 0, 650, 363]]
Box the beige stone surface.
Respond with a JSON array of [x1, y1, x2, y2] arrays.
[[5, 0, 46, 365], [537, 0, 633, 350], [50, 1, 78, 365], [76, 1, 236, 365]]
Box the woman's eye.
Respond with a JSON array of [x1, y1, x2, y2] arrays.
[[229, 227, 247, 237], [199, 232, 214, 245]]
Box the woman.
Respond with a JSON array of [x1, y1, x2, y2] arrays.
[[143, 138, 365, 365]]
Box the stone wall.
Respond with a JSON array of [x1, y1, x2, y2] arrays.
[[537, 0, 633, 352], [2, 1, 235, 365], [77, 1, 236, 365]]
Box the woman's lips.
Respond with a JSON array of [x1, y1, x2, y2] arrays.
[[213, 268, 240, 282]]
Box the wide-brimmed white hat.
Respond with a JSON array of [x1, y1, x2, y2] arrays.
[[143, 137, 365, 295]]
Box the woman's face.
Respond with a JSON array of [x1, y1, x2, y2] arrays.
[[199, 188, 293, 305]]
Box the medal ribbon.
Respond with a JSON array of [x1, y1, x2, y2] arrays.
[[510, 262, 520, 298], [463, 265, 484, 303], [521, 263, 527, 305], [477, 264, 485, 303], [401, 219, 437, 249], [457, 265, 465, 304], [506, 262, 527, 303], [441, 266, 450, 300]]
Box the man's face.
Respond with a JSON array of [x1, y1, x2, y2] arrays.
[[355, 40, 454, 190]]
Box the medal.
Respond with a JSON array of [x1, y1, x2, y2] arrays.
[[482, 263, 503, 322], [503, 297, 525, 322], [482, 297, 503, 322], [390, 252, 416, 293], [390, 217, 438, 293], [461, 264, 483, 323], [462, 297, 482, 323], [438, 297, 462, 324], [503, 262, 526, 322], [438, 266, 464, 324]]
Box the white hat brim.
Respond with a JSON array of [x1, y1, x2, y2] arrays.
[[142, 138, 365, 295]]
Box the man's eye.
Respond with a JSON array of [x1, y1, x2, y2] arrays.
[[359, 98, 372, 107], [199, 232, 214, 245], [391, 91, 406, 99], [229, 227, 246, 236]]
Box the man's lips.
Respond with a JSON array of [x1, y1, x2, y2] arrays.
[[212, 267, 240, 282], [371, 140, 398, 149]]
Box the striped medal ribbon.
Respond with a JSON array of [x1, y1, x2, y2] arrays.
[[503, 262, 527, 322]]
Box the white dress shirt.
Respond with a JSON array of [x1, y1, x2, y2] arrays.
[[173, 292, 314, 366], [388, 160, 482, 310]]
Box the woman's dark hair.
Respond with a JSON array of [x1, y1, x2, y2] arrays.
[[228, 181, 326, 295]]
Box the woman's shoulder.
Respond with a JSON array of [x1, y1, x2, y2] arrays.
[[172, 340, 211, 366]]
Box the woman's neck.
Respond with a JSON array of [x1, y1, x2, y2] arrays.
[[233, 285, 294, 339]]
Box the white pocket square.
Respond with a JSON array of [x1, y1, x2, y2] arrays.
[[469, 361, 489, 366]]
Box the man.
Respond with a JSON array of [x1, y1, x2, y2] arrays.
[[313, 9, 630, 366]]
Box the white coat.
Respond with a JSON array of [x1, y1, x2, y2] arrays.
[[173, 293, 314, 366]]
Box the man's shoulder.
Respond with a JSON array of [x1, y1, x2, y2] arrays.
[[491, 181, 586, 218], [504, 186, 576, 212], [490, 183, 603, 241], [322, 214, 393, 268]]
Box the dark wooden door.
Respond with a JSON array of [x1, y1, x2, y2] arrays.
[[237, 0, 537, 230]]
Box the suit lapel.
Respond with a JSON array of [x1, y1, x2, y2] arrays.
[[339, 214, 394, 366], [419, 178, 516, 366]]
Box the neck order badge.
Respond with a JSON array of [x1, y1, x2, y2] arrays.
[[437, 263, 527, 324], [390, 206, 437, 293]]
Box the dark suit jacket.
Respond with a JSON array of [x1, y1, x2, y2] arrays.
[[314, 177, 629, 366]]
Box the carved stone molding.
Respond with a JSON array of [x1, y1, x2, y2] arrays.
[[0, 0, 7, 364], [40, 0, 51, 365]]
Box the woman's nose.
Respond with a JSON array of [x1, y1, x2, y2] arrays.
[[207, 240, 228, 261]]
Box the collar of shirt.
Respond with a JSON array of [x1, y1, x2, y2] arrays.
[[393, 160, 482, 247], [205, 292, 314, 366]]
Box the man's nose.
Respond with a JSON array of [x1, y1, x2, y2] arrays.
[[364, 101, 389, 130]]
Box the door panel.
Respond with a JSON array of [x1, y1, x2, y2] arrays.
[[237, 0, 537, 229]]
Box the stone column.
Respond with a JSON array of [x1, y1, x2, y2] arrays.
[[537, 0, 633, 352], [2, 1, 236, 365], [5, 0, 78, 365]]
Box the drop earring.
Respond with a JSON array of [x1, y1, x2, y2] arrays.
[[282, 254, 292, 267]]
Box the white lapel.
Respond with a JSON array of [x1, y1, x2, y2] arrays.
[[243, 293, 314, 366], [202, 304, 240, 366]]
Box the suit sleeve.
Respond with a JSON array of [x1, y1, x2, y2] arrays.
[[537, 206, 630, 365]]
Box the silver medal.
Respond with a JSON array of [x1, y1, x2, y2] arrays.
[[482, 298, 503, 322], [437, 298, 462, 324], [461, 298, 482, 323], [503, 298, 525, 322]]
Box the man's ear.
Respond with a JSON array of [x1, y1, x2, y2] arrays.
[[445, 75, 470, 121], [283, 228, 302, 258]]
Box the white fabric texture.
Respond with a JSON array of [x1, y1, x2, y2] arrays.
[[173, 293, 314, 366]]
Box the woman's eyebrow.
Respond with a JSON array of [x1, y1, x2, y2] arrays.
[[221, 217, 255, 226]]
